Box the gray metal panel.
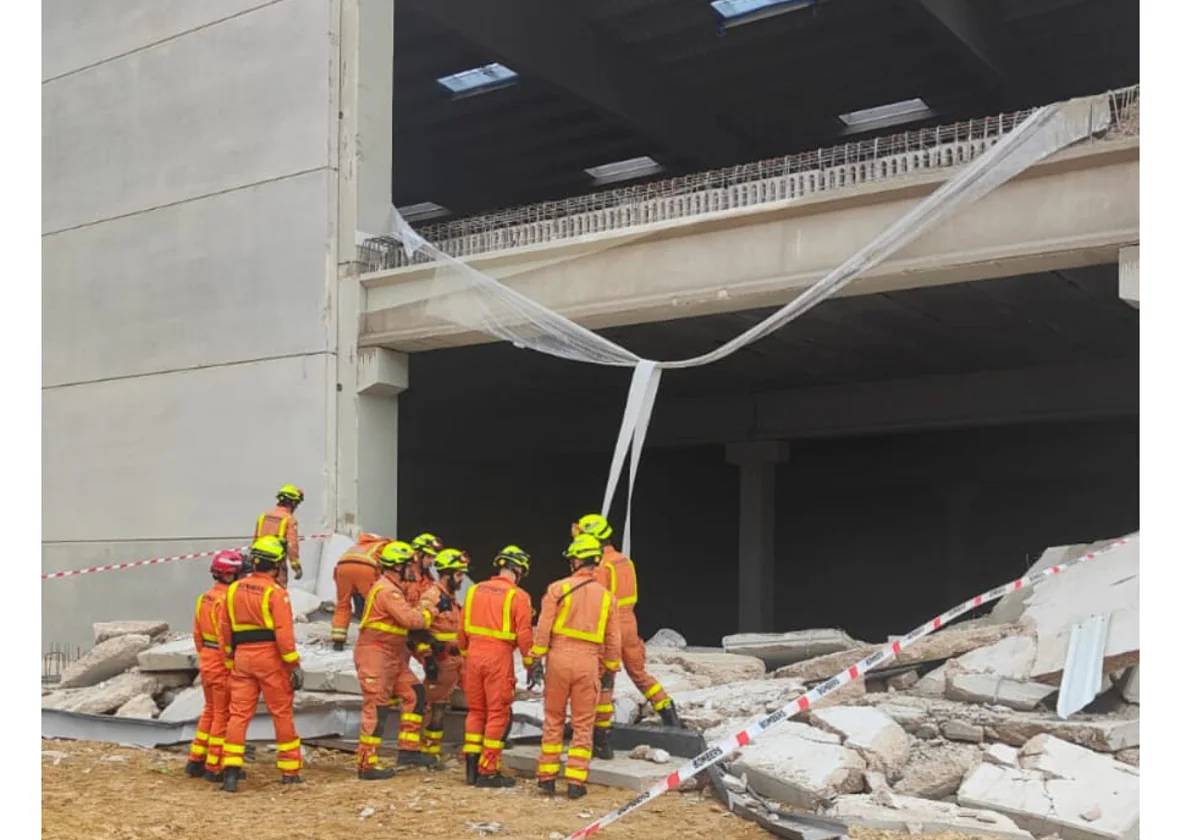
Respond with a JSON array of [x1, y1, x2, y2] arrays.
[[1057, 611, 1113, 718], [42, 707, 359, 748]]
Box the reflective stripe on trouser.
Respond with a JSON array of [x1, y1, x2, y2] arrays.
[[422, 653, 461, 755], [222, 644, 301, 775], [332, 562, 377, 642], [540, 641, 600, 787], [354, 640, 419, 767], [462, 639, 515, 776], [197, 649, 232, 771], [617, 611, 672, 710]]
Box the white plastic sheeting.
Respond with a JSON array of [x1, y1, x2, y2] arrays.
[[391, 94, 1113, 553]]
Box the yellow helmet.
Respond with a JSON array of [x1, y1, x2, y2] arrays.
[[412, 533, 444, 555], [563, 534, 603, 562], [379, 541, 417, 569], [433, 548, 471, 573], [277, 484, 305, 504], [250, 535, 287, 569], [494, 544, 531, 573], [573, 513, 612, 541]]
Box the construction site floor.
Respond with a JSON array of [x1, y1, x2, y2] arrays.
[[41, 740, 995, 840]]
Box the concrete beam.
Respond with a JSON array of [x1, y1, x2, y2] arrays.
[[1119, 245, 1139, 309], [392, 0, 749, 168], [357, 346, 409, 396], [361, 140, 1139, 350]]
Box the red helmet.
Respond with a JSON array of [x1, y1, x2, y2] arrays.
[[211, 550, 245, 578]]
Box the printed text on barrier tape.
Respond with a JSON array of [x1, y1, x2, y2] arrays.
[[40, 533, 334, 581], [566, 534, 1135, 839]]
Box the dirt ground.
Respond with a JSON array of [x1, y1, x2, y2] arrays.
[[41, 740, 993, 840]]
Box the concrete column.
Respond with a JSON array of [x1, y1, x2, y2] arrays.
[[352, 348, 407, 534], [1119, 245, 1139, 309], [726, 441, 790, 633]]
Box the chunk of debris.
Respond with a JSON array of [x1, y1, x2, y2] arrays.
[[810, 706, 910, 776], [912, 665, 947, 698], [114, 693, 159, 719], [646, 650, 766, 685], [721, 628, 862, 671], [1114, 747, 1138, 767], [159, 685, 205, 723], [887, 670, 919, 692], [136, 638, 198, 672], [727, 721, 866, 810], [1119, 666, 1139, 704], [944, 673, 1057, 712], [59, 634, 154, 689], [894, 741, 981, 800], [983, 743, 1020, 768], [628, 745, 670, 764], [47, 671, 161, 715], [94, 621, 169, 645], [823, 793, 1035, 839], [941, 719, 984, 743], [358, 806, 376, 820], [645, 628, 687, 649]]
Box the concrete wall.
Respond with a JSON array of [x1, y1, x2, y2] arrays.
[[42, 0, 340, 651]]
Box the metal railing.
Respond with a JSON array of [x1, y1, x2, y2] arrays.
[[42, 642, 83, 686], [360, 84, 1138, 274]]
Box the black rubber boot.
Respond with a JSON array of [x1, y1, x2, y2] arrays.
[[281, 774, 304, 785], [358, 766, 396, 781], [465, 754, 479, 786], [396, 751, 437, 768], [185, 760, 206, 778], [567, 783, 587, 800], [475, 773, 516, 788], [221, 766, 241, 793], [332, 641, 345, 652], [659, 701, 683, 729], [207, 768, 245, 783], [538, 779, 556, 796], [593, 727, 614, 760]]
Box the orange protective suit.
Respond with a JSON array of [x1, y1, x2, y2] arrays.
[[460, 575, 534, 776], [254, 506, 300, 588], [533, 567, 621, 791], [420, 578, 463, 759], [218, 571, 303, 779], [188, 580, 233, 776], [354, 573, 434, 771], [595, 545, 671, 728], [332, 538, 386, 645]]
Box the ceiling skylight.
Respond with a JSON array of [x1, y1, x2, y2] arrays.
[[395, 201, 450, 222], [585, 156, 665, 185], [711, 0, 816, 29], [839, 98, 935, 131], [436, 62, 518, 98]]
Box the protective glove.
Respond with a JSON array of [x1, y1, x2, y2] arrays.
[[424, 656, 440, 682], [436, 593, 454, 613], [290, 562, 303, 581], [289, 669, 303, 691], [600, 670, 615, 691], [526, 660, 545, 691]]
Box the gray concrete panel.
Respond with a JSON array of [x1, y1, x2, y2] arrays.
[[42, 0, 275, 81], [42, 354, 329, 541], [43, 0, 334, 233], [43, 170, 333, 387]]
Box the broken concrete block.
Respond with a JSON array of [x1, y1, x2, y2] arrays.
[[287, 588, 323, 618], [721, 628, 862, 671], [945, 673, 1057, 712], [1115, 748, 1138, 767], [875, 703, 928, 733], [647, 650, 766, 685], [941, 719, 984, 743], [895, 741, 981, 800], [810, 706, 909, 776], [887, 670, 919, 691], [159, 685, 206, 723], [728, 721, 866, 809], [94, 621, 169, 645], [59, 634, 154, 689], [959, 736, 1138, 840], [985, 743, 1020, 768], [915, 723, 940, 740], [292, 691, 361, 712], [297, 647, 357, 692], [708, 717, 840, 748], [775, 624, 1025, 683], [645, 628, 687, 649], [824, 793, 1035, 840], [913, 665, 947, 698], [59, 671, 162, 715], [987, 715, 1138, 753], [672, 677, 812, 731], [628, 745, 670, 764], [1119, 666, 1138, 704], [952, 635, 1037, 681], [137, 637, 198, 672], [114, 693, 159, 719]]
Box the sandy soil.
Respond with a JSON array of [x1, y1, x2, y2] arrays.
[[41, 740, 995, 840]]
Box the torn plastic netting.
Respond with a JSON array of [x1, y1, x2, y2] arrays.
[[391, 93, 1112, 553]]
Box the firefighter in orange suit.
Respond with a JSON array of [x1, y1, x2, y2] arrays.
[[252, 484, 304, 587], [185, 550, 249, 782], [331, 532, 389, 651], [403, 533, 445, 665], [354, 541, 442, 779], [532, 534, 621, 800], [459, 545, 535, 788], [218, 537, 304, 792], [573, 513, 682, 760], [418, 548, 470, 763]]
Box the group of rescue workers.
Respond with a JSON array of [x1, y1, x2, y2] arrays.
[[185, 484, 681, 800]]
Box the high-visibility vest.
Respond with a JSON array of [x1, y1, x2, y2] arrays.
[[359, 579, 430, 636], [550, 575, 614, 645], [195, 584, 227, 651], [225, 577, 298, 665], [601, 548, 639, 609], [462, 579, 520, 642]]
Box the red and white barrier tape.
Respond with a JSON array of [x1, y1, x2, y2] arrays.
[[41, 533, 334, 581], [567, 533, 1137, 839]]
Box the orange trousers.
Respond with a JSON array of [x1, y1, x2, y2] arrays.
[[354, 643, 425, 770], [420, 653, 462, 759], [332, 562, 378, 643], [596, 611, 671, 728], [222, 643, 302, 777], [538, 639, 601, 788], [189, 648, 232, 773], [462, 639, 516, 775]]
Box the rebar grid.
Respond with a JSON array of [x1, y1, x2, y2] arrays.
[[361, 84, 1138, 272]]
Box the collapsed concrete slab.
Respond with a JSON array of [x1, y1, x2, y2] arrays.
[[114, 693, 159, 719], [504, 745, 666, 791], [60, 634, 155, 689], [673, 677, 856, 731], [985, 743, 1021, 768], [47, 671, 162, 715], [136, 638, 198, 672], [990, 538, 1127, 625], [958, 735, 1139, 840], [894, 741, 982, 800], [823, 793, 1035, 840], [775, 624, 1025, 683], [727, 721, 866, 809], [722, 629, 862, 671], [945, 673, 1057, 712], [94, 621, 169, 645], [810, 706, 910, 776], [646, 650, 767, 685], [645, 628, 687, 649], [158, 685, 205, 723]]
